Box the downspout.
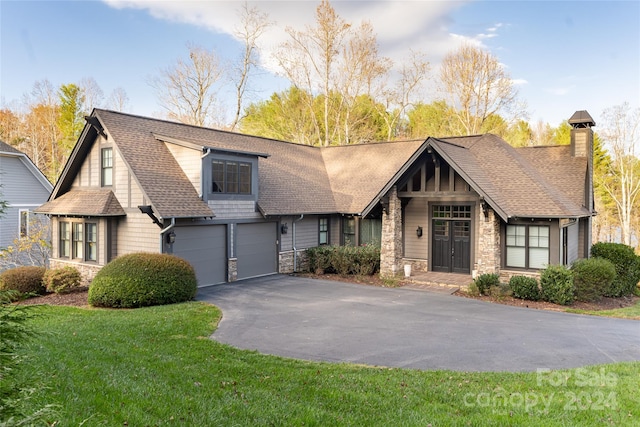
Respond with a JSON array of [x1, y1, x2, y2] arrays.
[[292, 214, 304, 272], [160, 217, 176, 253]]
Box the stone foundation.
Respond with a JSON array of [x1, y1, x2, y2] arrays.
[[227, 258, 238, 282], [49, 259, 102, 286], [499, 269, 541, 283], [279, 250, 309, 274], [401, 258, 429, 274]]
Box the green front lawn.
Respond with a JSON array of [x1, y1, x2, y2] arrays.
[[566, 298, 640, 319], [16, 303, 638, 426]]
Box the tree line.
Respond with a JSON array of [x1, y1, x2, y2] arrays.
[[0, 0, 637, 249]]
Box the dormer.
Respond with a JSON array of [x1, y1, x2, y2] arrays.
[[201, 147, 269, 203]]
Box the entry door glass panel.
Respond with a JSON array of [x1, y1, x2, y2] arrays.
[[432, 219, 450, 272]]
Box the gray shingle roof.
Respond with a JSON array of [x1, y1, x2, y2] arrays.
[[35, 189, 125, 216], [0, 140, 22, 155], [48, 109, 590, 221], [433, 135, 590, 219]]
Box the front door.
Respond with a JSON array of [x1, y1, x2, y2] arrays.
[[432, 219, 471, 274]]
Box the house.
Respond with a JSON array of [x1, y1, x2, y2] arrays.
[[36, 109, 595, 285], [0, 140, 53, 252]]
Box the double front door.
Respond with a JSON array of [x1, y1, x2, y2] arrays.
[[432, 219, 471, 274]]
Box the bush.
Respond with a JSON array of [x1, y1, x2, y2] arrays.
[[509, 276, 541, 301], [307, 245, 380, 276], [43, 266, 82, 294], [88, 253, 197, 308], [473, 273, 500, 296], [540, 265, 574, 305], [591, 242, 640, 297], [0, 266, 46, 298], [571, 258, 616, 302]]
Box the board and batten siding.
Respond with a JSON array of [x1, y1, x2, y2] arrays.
[[403, 198, 428, 260], [165, 143, 201, 194]]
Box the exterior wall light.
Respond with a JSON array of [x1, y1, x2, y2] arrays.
[[281, 223, 288, 234], [416, 226, 423, 238], [166, 231, 176, 244]]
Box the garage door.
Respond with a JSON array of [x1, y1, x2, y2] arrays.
[[237, 222, 278, 280], [172, 225, 226, 286]]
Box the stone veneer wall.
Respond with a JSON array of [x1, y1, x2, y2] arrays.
[[401, 258, 429, 273], [49, 259, 102, 286], [279, 250, 309, 274], [380, 186, 403, 276], [499, 269, 541, 283], [227, 258, 238, 282], [475, 207, 501, 276]]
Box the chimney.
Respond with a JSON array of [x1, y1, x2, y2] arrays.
[[568, 110, 596, 257], [569, 110, 595, 159]]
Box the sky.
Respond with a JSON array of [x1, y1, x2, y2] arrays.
[[1, 0, 639, 129]]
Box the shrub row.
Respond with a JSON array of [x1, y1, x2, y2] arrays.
[[503, 242, 638, 305], [0, 265, 82, 299], [307, 244, 380, 276]]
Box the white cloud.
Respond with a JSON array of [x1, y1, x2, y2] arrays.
[[545, 86, 576, 96], [103, 0, 471, 71]]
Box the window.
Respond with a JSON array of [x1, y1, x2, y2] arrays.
[[506, 225, 549, 269], [85, 223, 97, 261], [72, 223, 83, 259], [319, 217, 329, 245], [19, 210, 29, 237], [59, 220, 97, 262], [102, 147, 113, 186], [212, 160, 251, 194], [343, 217, 355, 245], [60, 222, 70, 258]]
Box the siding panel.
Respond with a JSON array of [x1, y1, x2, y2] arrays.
[[404, 198, 428, 259]]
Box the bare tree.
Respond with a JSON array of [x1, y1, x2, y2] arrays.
[[106, 87, 130, 112], [439, 43, 524, 135], [598, 103, 640, 246], [275, 0, 351, 146], [150, 43, 224, 127], [377, 50, 430, 140], [79, 77, 104, 113], [229, 2, 272, 131]]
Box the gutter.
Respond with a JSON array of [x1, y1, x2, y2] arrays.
[[160, 217, 176, 253], [292, 214, 304, 272]]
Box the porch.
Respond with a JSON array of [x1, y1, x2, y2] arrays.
[[402, 271, 473, 294]]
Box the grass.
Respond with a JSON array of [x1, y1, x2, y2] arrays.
[[15, 302, 639, 426], [566, 299, 640, 320]]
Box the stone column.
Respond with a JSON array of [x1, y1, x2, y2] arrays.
[[380, 186, 402, 276], [476, 206, 501, 275]]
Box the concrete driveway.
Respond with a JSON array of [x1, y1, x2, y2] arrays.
[[196, 274, 640, 372]]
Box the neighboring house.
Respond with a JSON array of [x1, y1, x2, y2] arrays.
[[0, 140, 53, 251], [36, 109, 595, 285]]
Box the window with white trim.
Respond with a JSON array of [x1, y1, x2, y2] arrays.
[[506, 225, 549, 269]]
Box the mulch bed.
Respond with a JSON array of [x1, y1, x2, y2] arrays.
[[15, 275, 639, 316]]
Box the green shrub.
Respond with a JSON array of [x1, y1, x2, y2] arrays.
[[307, 245, 380, 276], [540, 265, 574, 305], [571, 258, 616, 302], [0, 266, 46, 297], [509, 276, 541, 301], [473, 273, 500, 296], [591, 242, 640, 297], [488, 282, 512, 300], [43, 266, 82, 294], [88, 253, 197, 308]]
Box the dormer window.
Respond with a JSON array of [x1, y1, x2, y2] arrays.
[[212, 160, 252, 194]]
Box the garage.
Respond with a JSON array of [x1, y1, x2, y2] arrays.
[[236, 222, 278, 280], [172, 225, 227, 286]]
